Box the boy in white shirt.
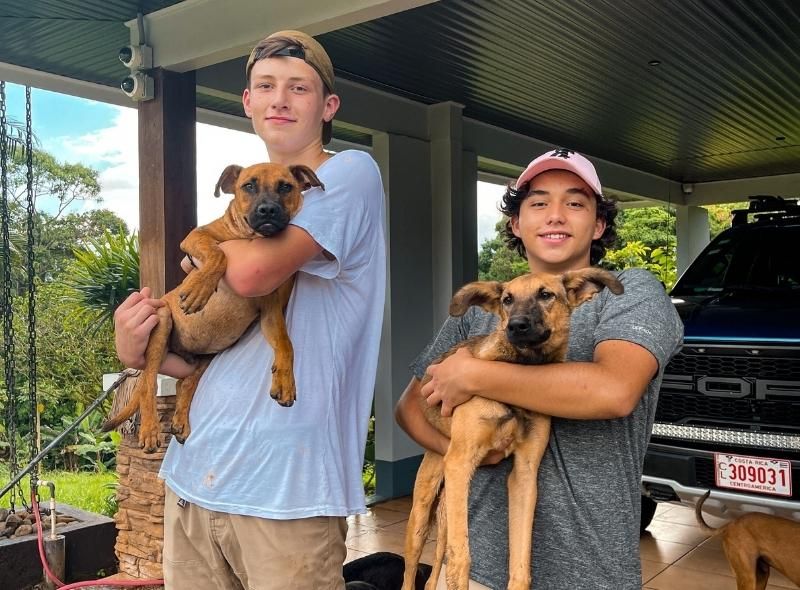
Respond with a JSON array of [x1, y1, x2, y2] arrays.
[[114, 30, 386, 589]]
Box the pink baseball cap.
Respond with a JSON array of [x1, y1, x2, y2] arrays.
[[515, 148, 602, 195]]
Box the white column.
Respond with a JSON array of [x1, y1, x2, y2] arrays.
[[676, 205, 710, 275], [428, 102, 479, 329], [372, 132, 435, 498]]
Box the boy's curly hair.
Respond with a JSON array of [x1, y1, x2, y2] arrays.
[[500, 181, 618, 265]]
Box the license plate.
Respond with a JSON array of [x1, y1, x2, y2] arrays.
[[714, 453, 792, 497]]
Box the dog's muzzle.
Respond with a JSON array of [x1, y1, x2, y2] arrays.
[[248, 200, 290, 237], [506, 317, 551, 348]]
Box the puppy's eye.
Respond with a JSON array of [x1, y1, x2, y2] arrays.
[[502, 294, 513, 305], [277, 181, 293, 194], [242, 181, 256, 193], [539, 289, 554, 300]]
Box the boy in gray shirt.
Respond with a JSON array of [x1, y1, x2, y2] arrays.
[[396, 149, 683, 589]]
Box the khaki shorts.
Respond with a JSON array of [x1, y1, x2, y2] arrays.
[[163, 486, 347, 590]]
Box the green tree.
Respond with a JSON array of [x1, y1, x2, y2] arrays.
[[35, 208, 129, 283], [6, 149, 100, 216], [615, 207, 675, 251], [1, 148, 108, 290], [478, 219, 528, 281], [705, 202, 748, 239], [603, 241, 677, 289]]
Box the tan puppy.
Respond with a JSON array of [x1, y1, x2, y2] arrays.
[[696, 490, 800, 590], [104, 162, 323, 452], [402, 269, 624, 590]]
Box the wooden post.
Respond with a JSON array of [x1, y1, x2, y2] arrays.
[[138, 68, 197, 296], [113, 67, 197, 581]]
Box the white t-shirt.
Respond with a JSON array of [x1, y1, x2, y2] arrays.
[[159, 150, 386, 519]]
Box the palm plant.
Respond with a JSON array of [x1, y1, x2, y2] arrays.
[[2, 117, 31, 159], [63, 231, 140, 333]]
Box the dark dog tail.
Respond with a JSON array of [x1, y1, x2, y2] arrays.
[[694, 490, 719, 535]]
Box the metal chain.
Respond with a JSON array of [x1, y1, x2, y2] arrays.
[[0, 80, 21, 511], [25, 86, 39, 486]]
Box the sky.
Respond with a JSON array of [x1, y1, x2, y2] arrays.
[[4, 83, 505, 248]]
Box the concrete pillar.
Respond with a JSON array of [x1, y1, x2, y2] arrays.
[[428, 102, 478, 329], [372, 132, 434, 499], [370, 104, 479, 500], [676, 205, 710, 275]]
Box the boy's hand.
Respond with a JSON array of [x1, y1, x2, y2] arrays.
[[113, 287, 165, 369], [421, 347, 479, 417]]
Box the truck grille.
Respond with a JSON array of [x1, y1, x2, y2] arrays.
[[655, 394, 800, 428], [657, 347, 800, 431], [666, 350, 800, 381]]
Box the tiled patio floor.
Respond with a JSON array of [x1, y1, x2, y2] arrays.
[[346, 496, 798, 589]]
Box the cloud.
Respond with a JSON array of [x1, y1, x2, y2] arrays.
[[42, 105, 266, 229], [43, 105, 140, 224], [195, 123, 268, 225]]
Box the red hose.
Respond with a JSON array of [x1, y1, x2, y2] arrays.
[[31, 490, 165, 588]]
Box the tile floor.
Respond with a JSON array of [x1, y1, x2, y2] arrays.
[[346, 496, 798, 589]]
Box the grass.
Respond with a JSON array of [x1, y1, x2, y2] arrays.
[[0, 464, 118, 517]]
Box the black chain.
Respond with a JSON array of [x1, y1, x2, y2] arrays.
[[1, 80, 21, 512], [25, 86, 39, 485]]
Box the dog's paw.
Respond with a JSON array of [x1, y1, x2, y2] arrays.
[[178, 273, 216, 314], [138, 425, 160, 454], [270, 364, 296, 407], [170, 416, 191, 444]]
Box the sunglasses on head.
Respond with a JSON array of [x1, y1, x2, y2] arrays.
[[272, 45, 306, 59]]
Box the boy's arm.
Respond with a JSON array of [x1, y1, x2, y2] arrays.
[[395, 377, 450, 456], [422, 339, 658, 419], [116, 228, 323, 377], [219, 225, 323, 297], [395, 376, 512, 465]]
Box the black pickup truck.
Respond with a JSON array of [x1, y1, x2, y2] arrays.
[[641, 196, 800, 530]]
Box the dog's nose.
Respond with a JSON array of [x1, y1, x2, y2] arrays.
[[507, 317, 531, 338], [506, 317, 551, 347], [256, 201, 281, 220]]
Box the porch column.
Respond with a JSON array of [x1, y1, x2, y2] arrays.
[[429, 102, 479, 328], [675, 205, 710, 275], [372, 132, 435, 499], [138, 68, 197, 296]]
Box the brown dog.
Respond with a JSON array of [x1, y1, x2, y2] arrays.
[[402, 268, 623, 590], [103, 162, 323, 452], [695, 490, 800, 590]]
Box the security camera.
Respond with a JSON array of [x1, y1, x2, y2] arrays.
[[118, 44, 152, 70], [681, 183, 694, 196], [120, 72, 154, 101]]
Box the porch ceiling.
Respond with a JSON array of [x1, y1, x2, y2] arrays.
[[1, 0, 798, 188]]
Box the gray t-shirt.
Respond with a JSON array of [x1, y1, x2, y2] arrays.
[[410, 268, 683, 589]]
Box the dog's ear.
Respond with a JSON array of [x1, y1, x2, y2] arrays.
[[214, 165, 243, 197], [562, 268, 624, 307], [289, 165, 325, 191], [449, 281, 505, 317]]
